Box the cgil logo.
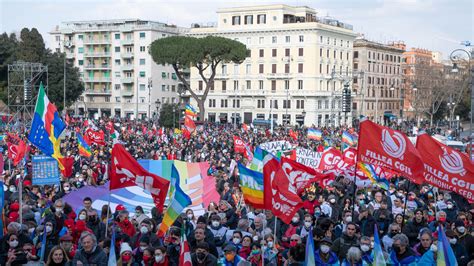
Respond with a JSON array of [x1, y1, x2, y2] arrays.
[[439, 147, 466, 176], [381, 129, 406, 159]]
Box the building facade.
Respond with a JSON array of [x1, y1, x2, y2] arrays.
[[187, 5, 357, 127], [50, 19, 187, 119], [352, 38, 405, 124]]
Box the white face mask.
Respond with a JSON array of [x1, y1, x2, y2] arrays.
[[187, 214, 193, 220], [56, 208, 63, 213], [291, 217, 299, 223], [212, 221, 220, 227], [320, 245, 330, 254], [457, 226, 466, 234], [140, 246, 146, 251], [233, 238, 241, 245], [155, 255, 163, 262], [267, 241, 273, 248], [345, 216, 352, 223], [46, 225, 53, 233], [430, 244, 437, 252], [64, 186, 70, 191], [140, 226, 149, 234], [449, 238, 457, 245], [9, 240, 18, 248], [304, 221, 312, 228], [329, 199, 336, 204], [361, 244, 370, 252], [253, 236, 259, 242], [447, 204, 453, 209], [79, 214, 87, 220], [28, 227, 35, 234]]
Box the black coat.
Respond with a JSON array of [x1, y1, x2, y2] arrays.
[[403, 218, 427, 246], [72, 246, 108, 266]]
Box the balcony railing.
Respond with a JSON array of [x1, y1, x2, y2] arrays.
[[65, 52, 75, 59], [84, 52, 111, 57], [120, 39, 134, 45], [122, 90, 134, 97], [84, 89, 112, 95], [84, 64, 111, 70], [121, 64, 134, 71], [83, 77, 111, 83], [121, 77, 134, 83], [121, 52, 134, 58], [83, 38, 111, 44]]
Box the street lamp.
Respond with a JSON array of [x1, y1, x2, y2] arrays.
[[450, 47, 473, 159]]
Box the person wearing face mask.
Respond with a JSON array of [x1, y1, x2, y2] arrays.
[[299, 214, 314, 240], [281, 213, 301, 248], [355, 206, 376, 237], [152, 246, 169, 266], [359, 236, 375, 265], [247, 243, 264, 265], [132, 206, 148, 226], [45, 199, 68, 236], [327, 194, 340, 221], [116, 210, 136, 238], [36, 220, 59, 260], [0, 234, 21, 265], [191, 242, 217, 266], [208, 214, 228, 253], [131, 219, 159, 249], [320, 196, 333, 218], [445, 229, 469, 265], [388, 233, 418, 266], [314, 237, 339, 266], [218, 244, 250, 266], [444, 200, 458, 223], [231, 231, 243, 252], [454, 219, 474, 262], [86, 210, 106, 242], [428, 211, 447, 232], [117, 242, 134, 266]]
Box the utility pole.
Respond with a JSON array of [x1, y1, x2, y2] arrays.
[[148, 78, 152, 120]]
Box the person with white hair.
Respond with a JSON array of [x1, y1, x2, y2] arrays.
[[388, 233, 418, 265], [73, 231, 108, 265], [341, 246, 362, 266]]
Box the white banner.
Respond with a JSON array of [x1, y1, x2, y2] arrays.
[[259, 140, 293, 153], [295, 148, 322, 168]]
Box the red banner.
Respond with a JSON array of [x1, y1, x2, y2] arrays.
[[343, 147, 357, 165], [85, 128, 106, 146], [59, 157, 74, 178], [110, 144, 170, 212], [233, 136, 246, 154], [416, 133, 474, 201], [357, 120, 423, 183], [263, 157, 303, 224], [289, 129, 298, 141], [184, 115, 196, 133], [280, 157, 334, 194], [6, 133, 27, 166]]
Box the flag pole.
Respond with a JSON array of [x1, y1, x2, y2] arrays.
[[401, 180, 409, 230], [104, 191, 111, 238], [273, 215, 277, 243]]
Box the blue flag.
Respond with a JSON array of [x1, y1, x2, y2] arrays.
[[304, 227, 315, 265], [39, 226, 47, 262], [108, 225, 117, 266]]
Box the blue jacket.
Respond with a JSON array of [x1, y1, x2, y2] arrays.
[[314, 250, 339, 266], [388, 249, 418, 266], [417, 250, 436, 266]]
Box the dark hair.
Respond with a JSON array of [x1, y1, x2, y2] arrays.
[[233, 231, 243, 238], [83, 197, 92, 202], [250, 243, 261, 250], [196, 242, 209, 251], [289, 243, 306, 262]]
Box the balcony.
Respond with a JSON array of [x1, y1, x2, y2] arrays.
[[267, 73, 292, 80], [121, 77, 134, 84], [84, 52, 111, 57], [84, 89, 112, 95], [121, 64, 134, 71], [83, 38, 111, 45], [122, 90, 134, 97], [65, 52, 75, 59], [84, 64, 111, 70], [121, 52, 134, 59], [83, 77, 111, 83], [120, 39, 134, 45]]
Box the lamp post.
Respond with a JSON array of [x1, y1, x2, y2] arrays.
[[450, 47, 473, 159], [155, 99, 161, 123]]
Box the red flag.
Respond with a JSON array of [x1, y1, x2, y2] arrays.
[[105, 121, 114, 133], [59, 157, 74, 178], [263, 157, 303, 224], [289, 129, 298, 141], [265, 129, 271, 138], [184, 115, 196, 132], [320, 175, 336, 189], [84, 128, 106, 146], [242, 123, 249, 132], [343, 147, 357, 164], [280, 157, 334, 194], [6, 133, 27, 166], [416, 133, 474, 201], [357, 120, 424, 183], [182, 128, 191, 140], [233, 136, 246, 154], [179, 231, 192, 266], [110, 144, 170, 212], [65, 113, 71, 126]]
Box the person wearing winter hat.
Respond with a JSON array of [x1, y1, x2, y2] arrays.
[[118, 242, 134, 266], [315, 237, 339, 266], [59, 234, 76, 260]]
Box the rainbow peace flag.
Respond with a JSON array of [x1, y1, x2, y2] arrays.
[[238, 163, 265, 209], [342, 131, 356, 146], [250, 146, 268, 172], [358, 162, 389, 190], [157, 164, 191, 237], [437, 225, 457, 266], [77, 133, 92, 157], [307, 128, 322, 141], [28, 83, 66, 169], [185, 104, 197, 117]]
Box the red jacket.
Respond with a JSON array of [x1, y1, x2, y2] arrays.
[[117, 219, 136, 237], [302, 199, 320, 215]]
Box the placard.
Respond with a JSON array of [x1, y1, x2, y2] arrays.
[[32, 156, 60, 185]]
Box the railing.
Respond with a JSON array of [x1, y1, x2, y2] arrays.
[[84, 89, 112, 95], [121, 52, 134, 58], [121, 64, 134, 71], [83, 77, 111, 82], [121, 77, 134, 83], [84, 64, 111, 70], [120, 39, 134, 45], [83, 38, 111, 44], [122, 90, 134, 96], [84, 52, 111, 57]]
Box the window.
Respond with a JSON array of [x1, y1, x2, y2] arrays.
[[259, 80, 264, 90], [220, 99, 228, 108], [162, 72, 167, 78], [259, 64, 264, 74], [234, 64, 239, 75], [209, 99, 216, 108], [318, 100, 322, 109], [114, 71, 120, 77], [222, 65, 227, 75], [354, 63, 358, 70], [299, 35, 304, 42], [298, 63, 303, 73], [78, 35, 83, 40], [140, 46, 146, 52], [244, 15, 253, 24], [232, 16, 241, 25], [257, 99, 265, 108], [233, 80, 239, 90], [245, 80, 251, 90], [78, 60, 83, 66], [55, 36, 60, 42], [320, 36, 323, 43], [115, 97, 121, 102], [246, 64, 251, 74], [115, 34, 120, 40], [115, 59, 120, 65], [257, 14, 266, 24], [139, 71, 145, 77], [198, 81, 203, 91], [139, 59, 145, 65], [222, 80, 227, 92], [320, 48, 323, 57], [272, 36, 277, 43], [272, 49, 277, 57], [327, 49, 329, 57], [140, 97, 146, 103], [233, 99, 240, 108], [298, 48, 303, 56], [334, 50, 336, 58], [319, 64, 322, 73], [298, 80, 303, 90], [139, 84, 146, 91], [115, 84, 121, 90], [258, 37, 264, 44], [285, 36, 290, 43], [272, 64, 277, 73], [162, 85, 166, 91], [296, 99, 305, 109], [171, 85, 176, 92], [246, 37, 251, 45], [271, 80, 276, 92], [259, 49, 264, 57], [78, 47, 84, 53], [285, 48, 290, 57], [114, 47, 120, 53], [139, 32, 146, 38], [284, 80, 289, 90], [285, 64, 290, 73]]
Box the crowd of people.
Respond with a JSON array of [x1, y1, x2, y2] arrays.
[[0, 117, 473, 266]]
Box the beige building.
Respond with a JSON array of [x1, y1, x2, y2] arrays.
[[352, 38, 405, 124], [187, 4, 357, 127], [50, 19, 187, 119]]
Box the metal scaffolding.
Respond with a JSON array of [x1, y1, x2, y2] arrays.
[[7, 61, 48, 126]]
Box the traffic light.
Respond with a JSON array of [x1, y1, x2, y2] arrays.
[[342, 84, 351, 113]]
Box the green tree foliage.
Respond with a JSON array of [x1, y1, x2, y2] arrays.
[[159, 103, 180, 128], [150, 36, 249, 121], [0, 28, 84, 110]]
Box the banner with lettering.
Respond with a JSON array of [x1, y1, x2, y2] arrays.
[[295, 148, 322, 168], [259, 140, 294, 154]]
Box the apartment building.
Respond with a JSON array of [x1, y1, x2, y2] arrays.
[[352, 38, 405, 124], [188, 4, 357, 127], [50, 19, 187, 119]]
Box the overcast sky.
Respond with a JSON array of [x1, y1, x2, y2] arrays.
[[1, 0, 472, 59]]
